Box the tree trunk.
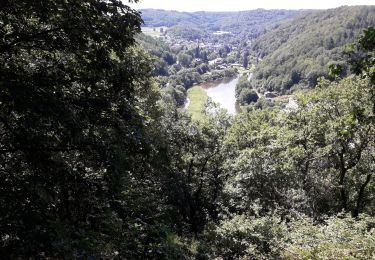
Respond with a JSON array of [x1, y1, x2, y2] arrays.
[[338, 152, 348, 211], [353, 173, 372, 217]]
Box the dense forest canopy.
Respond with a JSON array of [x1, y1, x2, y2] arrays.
[[140, 8, 301, 36], [0, 1, 374, 259], [249, 6, 375, 93], [0, 0, 165, 257]]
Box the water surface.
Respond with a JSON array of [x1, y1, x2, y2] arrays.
[[201, 76, 240, 114]]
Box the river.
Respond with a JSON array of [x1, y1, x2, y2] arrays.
[[200, 76, 240, 115]]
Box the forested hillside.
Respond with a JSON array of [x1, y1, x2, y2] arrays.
[[136, 9, 304, 107], [249, 6, 375, 93], [141, 9, 302, 39], [0, 1, 374, 259]]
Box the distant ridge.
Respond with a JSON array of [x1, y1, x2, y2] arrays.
[[140, 8, 303, 35], [249, 5, 375, 93]]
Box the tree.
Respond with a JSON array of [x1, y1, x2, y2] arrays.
[[0, 0, 170, 258], [249, 7, 375, 93], [225, 77, 374, 218], [330, 26, 375, 85], [159, 102, 232, 234], [288, 78, 375, 216], [243, 51, 249, 69], [195, 45, 200, 58], [238, 89, 259, 105], [346, 27, 375, 113], [178, 52, 193, 67], [163, 85, 187, 106], [201, 50, 209, 63], [235, 75, 252, 97], [163, 51, 176, 65]]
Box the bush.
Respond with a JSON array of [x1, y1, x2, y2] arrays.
[[238, 88, 259, 105], [201, 213, 375, 260], [281, 214, 375, 259], [203, 214, 286, 259]]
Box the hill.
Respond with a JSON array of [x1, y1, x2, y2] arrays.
[[140, 9, 302, 39], [249, 6, 375, 93]]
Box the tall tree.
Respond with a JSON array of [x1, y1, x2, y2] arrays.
[[159, 102, 232, 234], [0, 0, 169, 258], [243, 51, 249, 69]]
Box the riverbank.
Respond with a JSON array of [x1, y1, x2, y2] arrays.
[[186, 76, 240, 120], [203, 76, 239, 115], [186, 86, 209, 121]]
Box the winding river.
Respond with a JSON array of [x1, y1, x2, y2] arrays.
[[200, 76, 240, 114]]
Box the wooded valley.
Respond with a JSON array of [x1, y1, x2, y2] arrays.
[[0, 1, 374, 259]]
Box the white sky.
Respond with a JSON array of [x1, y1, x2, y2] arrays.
[[127, 0, 373, 12]]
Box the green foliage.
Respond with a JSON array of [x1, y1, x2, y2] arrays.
[[346, 26, 375, 85], [243, 51, 249, 68], [163, 85, 187, 107], [168, 24, 208, 40], [0, 0, 173, 258], [235, 75, 252, 97], [202, 213, 375, 259], [225, 76, 375, 217], [250, 6, 375, 93], [136, 33, 176, 75], [1, 2, 375, 259], [159, 101, 232, 234], [282, 214, 375, 259], [238, 89, 259, 105], [205, 214, 286, 259], [139, 9, 301, 107], [178, 52, 194, 67], [141, 9, 300, 37], [171, 68, 203, 88]]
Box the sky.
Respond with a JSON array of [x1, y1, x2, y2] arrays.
[[128, 0, 373, 12]]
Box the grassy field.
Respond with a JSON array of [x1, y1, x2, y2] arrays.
[[187, 86, 208, 121], [141, 27, 168, 37]]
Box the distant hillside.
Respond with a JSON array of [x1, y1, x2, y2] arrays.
[[140, 9, 302, 39], [250, 6, 375, 93]]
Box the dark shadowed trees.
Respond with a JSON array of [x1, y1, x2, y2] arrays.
[[0, 0, 172, 258]]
